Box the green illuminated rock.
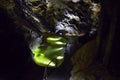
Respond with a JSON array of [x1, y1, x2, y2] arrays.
[[31, 35, 67, 67]]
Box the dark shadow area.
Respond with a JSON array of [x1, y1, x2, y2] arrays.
[[96, 0, 120, 78], [0, 8, 44, 80]]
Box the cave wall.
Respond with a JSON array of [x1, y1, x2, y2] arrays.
[[70, 0, 120, 80]]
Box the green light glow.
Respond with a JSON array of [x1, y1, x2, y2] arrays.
[[33, 53, 55, 67], [47, 37, 62, 41], [32, 48, 41, 55], [56, 56, 64, 60], [31, 35, 67, 67], [46, 36, 67, 46], [54, 41, 66, 45]]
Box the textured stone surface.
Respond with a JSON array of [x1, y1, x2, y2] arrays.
[[70, 38, 116, 80], [70, 38, 98, 80]]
